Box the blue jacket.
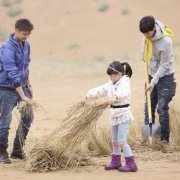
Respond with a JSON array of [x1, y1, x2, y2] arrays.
[[0, 33, 31, 89]]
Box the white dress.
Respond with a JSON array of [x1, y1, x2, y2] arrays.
[[86, 75, 134, 126]]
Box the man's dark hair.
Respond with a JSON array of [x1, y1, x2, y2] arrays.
[[139, 16, 155, 33], [15, 18, 33, 32]]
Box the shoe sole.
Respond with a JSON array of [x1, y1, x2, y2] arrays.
[[104, 166, 122, 170], [10, 155, 26, 160], [0, 160, 11, 164], [118, 166, 138, 172]]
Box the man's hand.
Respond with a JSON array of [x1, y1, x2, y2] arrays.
[[21, 95, 31, 103], [145, 84, 153, 94], [16, 86, 31, 102]]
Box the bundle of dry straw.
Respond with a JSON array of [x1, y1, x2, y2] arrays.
[[25, 101, 109, 172], [14, 100, 45, 149], [17, 100, 45, 117]]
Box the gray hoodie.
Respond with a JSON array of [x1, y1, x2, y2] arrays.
[[143, 20, 174, 87]]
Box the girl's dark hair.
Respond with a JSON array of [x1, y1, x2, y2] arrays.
[[15, 18, 33, 32], [107, 61, 132, 78], [139, 16, 155, 33]]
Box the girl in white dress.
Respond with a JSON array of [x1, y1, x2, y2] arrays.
[[84, 61, 138, 172]]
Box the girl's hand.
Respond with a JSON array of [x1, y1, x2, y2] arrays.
[[109, 95, 118, 105], [81, 96, 88, 106]]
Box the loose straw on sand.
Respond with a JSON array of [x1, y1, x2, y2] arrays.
[[25, 101, 109, 172], [25, 100, 180, 172]]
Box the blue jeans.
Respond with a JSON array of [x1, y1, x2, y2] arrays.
[[111, 122, 133, 157], [144, 74, 176, 142], [0, 88, 34, 149]]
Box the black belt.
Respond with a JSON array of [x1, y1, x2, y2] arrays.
[[0, 86, 16, 92], [110, 104, 130, 108], [0, 85, 29, 92]]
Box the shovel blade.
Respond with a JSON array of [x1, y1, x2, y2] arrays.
[[142, 124, 161, 144]]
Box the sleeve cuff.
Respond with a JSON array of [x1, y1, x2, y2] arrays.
[[14, 82, 21, 88], [149, 81, 155, 88]]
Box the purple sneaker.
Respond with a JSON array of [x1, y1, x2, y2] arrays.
[[118, 156, 138, 172], [105, 154, 122, 170]]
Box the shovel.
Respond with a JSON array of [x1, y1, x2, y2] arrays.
[[142, 60, 161, 144]]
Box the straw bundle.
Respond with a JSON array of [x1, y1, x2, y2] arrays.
[[127, 122, 142, 149], [25, 101, 109, 172], [25, 142, 91, 172], [17, 100, 45, 117]]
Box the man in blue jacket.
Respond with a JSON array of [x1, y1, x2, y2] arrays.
[[0, 19, 34, 163]]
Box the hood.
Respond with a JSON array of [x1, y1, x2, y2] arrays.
[[151, 20, 165, 41]]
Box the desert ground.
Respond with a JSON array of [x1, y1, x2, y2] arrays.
[[0, 0, 180, 180]]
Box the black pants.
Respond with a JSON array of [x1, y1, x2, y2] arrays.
[[144, 74, 176, 142]]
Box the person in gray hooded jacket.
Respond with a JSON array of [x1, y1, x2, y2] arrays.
[[139, 16, 176, 145]]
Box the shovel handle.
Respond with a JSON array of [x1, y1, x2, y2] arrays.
[[145, 60, 152, 123]]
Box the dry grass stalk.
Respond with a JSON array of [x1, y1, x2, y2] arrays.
[[170, 102, 180, 150], [135, 147, 180, 162], [86, 126, 111, 156], [25, 101, 109, 172], [128, 121, 142, 149], [134, 102, 180, 153]]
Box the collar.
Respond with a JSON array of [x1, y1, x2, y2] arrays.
[[110, 75, 127, 86], [8, 33, 26, 51]]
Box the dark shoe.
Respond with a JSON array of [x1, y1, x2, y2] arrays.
[[118, 156, 138, 172], [0, 153, 11, 164], [10, 151, 26, 159], [160, 140, 169, 144], [11, 143, 26, 159], [0, 145, 11, 164], [160, 141, 173, 153], [105, 154, 122, 170]]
